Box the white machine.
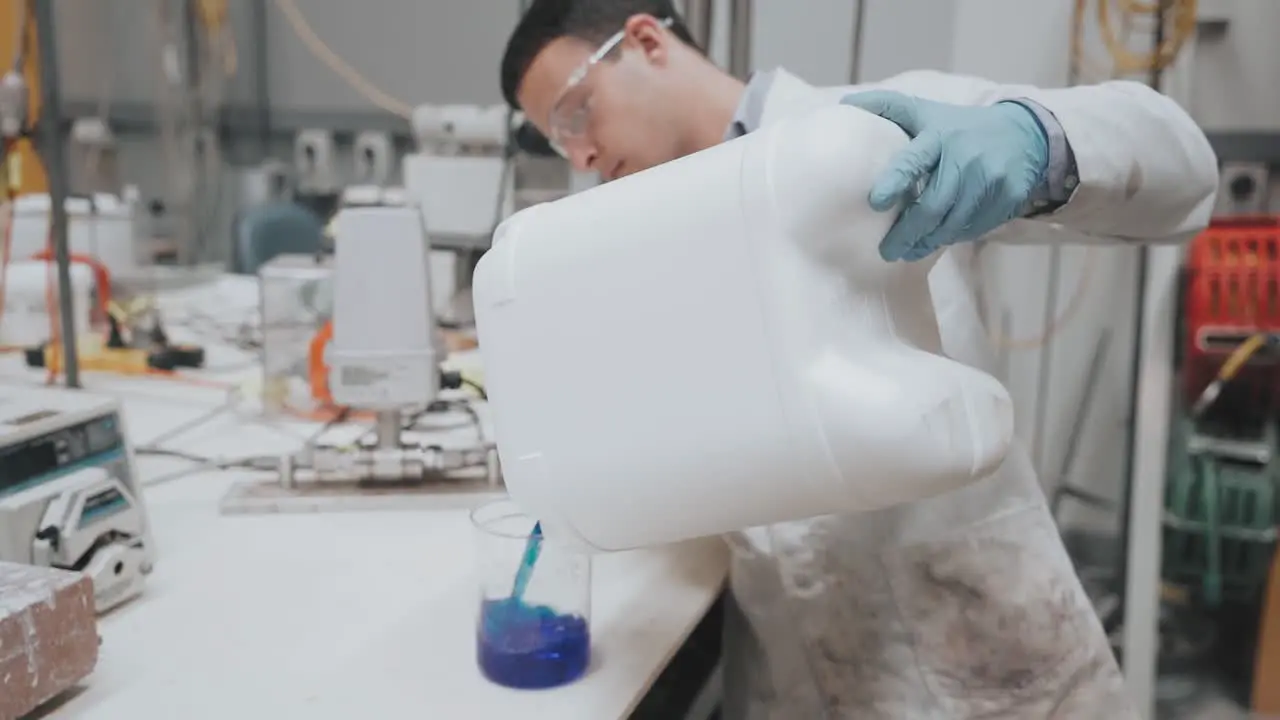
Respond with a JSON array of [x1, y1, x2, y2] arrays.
[[0, 261, 95, 348], [286, 198, 474, 483], [0, 387, 153, 612], [9, 190, 145, 281], [473, 105, 1016, 552], [220, 196, 500, 513], [403, 104, 521, 326], [328, 201, 439, 413], [405, 104, 514, 245]]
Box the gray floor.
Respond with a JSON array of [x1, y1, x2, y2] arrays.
[[1165, 696, 1267, 720], [1062, 530, 1273, 720]]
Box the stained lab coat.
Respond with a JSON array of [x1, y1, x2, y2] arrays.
[[719, 69, 1218, 719]]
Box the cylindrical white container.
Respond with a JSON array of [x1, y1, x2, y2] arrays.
[[0, 260, 93, 347], [472, 104, 1016, 552], [10, 193, 139, 278]]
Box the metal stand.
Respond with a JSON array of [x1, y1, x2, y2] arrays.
[[727, 0, 752, 80], [1031, 244, 1064, 472], [1121, 6, 1183, 716], [32, 0, 79, 387], [847, 0, 866, 84], [374, 410, 400, 448], [684, 0, 713, 52]]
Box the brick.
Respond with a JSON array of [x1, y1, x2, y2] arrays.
[[0, 562, 99, 720]]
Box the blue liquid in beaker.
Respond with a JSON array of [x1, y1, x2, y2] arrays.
[[477, 597, 590, 689]]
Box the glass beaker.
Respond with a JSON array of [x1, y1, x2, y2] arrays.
[[471, 498, 592, 689]]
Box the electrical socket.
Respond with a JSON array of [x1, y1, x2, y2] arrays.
[[1216, 162, 1269, 217], [353, 131, 394, 186], [294, 129, 339, 194]]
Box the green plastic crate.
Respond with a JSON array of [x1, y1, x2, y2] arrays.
[[1163, 418, 1279, 606]]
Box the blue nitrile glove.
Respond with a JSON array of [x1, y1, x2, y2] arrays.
[[840, 91, 1050, 262]]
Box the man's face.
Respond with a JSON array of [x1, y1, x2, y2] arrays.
[[517, 16, 686, 181]]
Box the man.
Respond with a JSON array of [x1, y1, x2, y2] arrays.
[[500, 2, 1219, 717]]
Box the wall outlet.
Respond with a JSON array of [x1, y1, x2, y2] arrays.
[[294, 129, 339, 194], [353, 131, 394, 186], [1216, 162, 1269, 217]]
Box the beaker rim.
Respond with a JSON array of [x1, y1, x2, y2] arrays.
[[470, 497, 537, 540]]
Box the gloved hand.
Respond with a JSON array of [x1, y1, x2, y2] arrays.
[[840, 90, 1050, 262]]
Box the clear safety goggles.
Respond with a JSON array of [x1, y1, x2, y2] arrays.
[[546, 17, 674, 158]]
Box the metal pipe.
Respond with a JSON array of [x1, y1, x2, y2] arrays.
[[1117, 0, 1170, 641], [296, 444, 496, 484], [1031, 245, 1063, 472], [1146, 0, 1170, 91], [683, 0, 714, 52], [727, 0, 752, 80], [375, 410, 401, 449], [33, 0, 80, 388], [1048, 331, 1113, 520], [847, 0, 866, 83], [1118, 6, 1173, 715], [182, 0, 201, 98], [251, 0, 272, 159]]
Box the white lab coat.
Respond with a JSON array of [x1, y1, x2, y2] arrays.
[[719, 69, 1218, 719]]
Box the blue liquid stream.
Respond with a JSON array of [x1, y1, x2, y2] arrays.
[[511, 521, 543, 600], [478, 522, 589, 689]]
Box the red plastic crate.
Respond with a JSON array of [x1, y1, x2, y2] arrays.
[[1183, 217, 1280, 403]]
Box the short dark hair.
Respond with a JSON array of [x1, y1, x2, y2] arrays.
[[500, 0, 699, 110]]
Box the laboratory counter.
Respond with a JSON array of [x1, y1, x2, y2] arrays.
[[0, 274, 728, 720]]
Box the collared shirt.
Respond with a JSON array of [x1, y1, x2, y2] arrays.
[[724, 70, 1079, 215]]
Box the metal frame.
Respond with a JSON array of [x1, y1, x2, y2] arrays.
[[727, 0, 752, 80], [1121, 27, 1200, 717], [33, 0, 80, 387], [1204, 132, 1280, 165], [1123, 243, 1181, 719], [60, 100, 413, 140], [684, 0, 714, 52]]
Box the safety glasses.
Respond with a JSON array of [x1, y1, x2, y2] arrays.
[[545, 17, 674, 158]]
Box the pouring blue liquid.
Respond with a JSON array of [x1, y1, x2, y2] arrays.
[[510, 521, 543, 599], [477, 520, 591, 689]]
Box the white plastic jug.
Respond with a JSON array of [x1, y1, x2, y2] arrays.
[[472, 104, 1015, 552]]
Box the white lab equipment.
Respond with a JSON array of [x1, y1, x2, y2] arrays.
[[10, 191, 142, 279], [328, 202, 439, 412], [405, 104, 513, 241], [403, 103, 520, 324], [69, 116, 122, 194], [473, 104, 1016, 552], [240, 159, 293, 206], [0, 387, 154, 613], [258, 253, 333, 417], [221, 198, 501, 511], [0, 260, 94, 347]]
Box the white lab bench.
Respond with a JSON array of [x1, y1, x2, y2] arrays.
[[0, 275, 728, 720]]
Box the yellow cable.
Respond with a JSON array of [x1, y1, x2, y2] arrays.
[[1097, 0, 1199, 74], [194, 0, 227, 29], [1003, 0, 1195, 352], [194, 0, 237, 77], [1219, 334, 1267, 381], [271, 0, 413, 118]]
